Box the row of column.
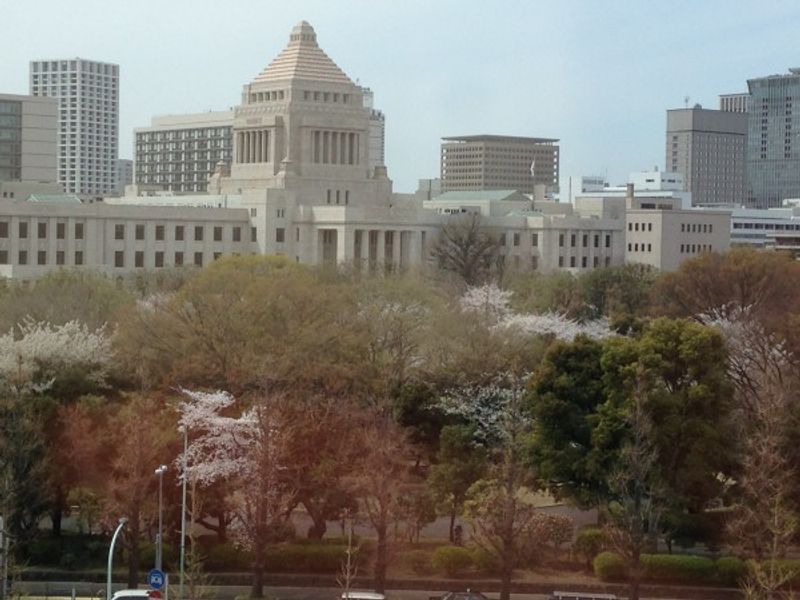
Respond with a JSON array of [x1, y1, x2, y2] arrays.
[[352, 229, 423, 269], [312, 130, 359, 165], [236, 130, 270, 164]]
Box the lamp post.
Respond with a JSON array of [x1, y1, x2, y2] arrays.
[[154, 465, 168, 571], [178, 426, 187, 600], [107, 517, 127, 600]]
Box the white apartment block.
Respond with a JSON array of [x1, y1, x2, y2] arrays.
[[134, 111, 234, 193], [0, 93, 58, 184], [29, 58, 119, 198]]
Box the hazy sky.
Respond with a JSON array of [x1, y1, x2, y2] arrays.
[[4, 0, 800, 193]]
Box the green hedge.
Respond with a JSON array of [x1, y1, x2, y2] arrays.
[[431, 546, 474, 577], [402, 549, 434, 576], [715, 557, 747, 586], [641, 554, 715, 583], [573, 528, 605, 567], [593, 551, 626, 581], [200, 541, 371, 574], [469, 546, 501, 575]]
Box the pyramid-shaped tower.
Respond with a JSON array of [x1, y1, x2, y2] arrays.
[[227, 21, 374, 189]]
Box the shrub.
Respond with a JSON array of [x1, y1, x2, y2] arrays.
[[431, 546, 474, 578], [202, 542, 251, 571], [593, 551, 626, 581], [531, 513, 574, 548], [573, 527, 605, 568], [469, 546, 501, 575], [641, 553, 715, 583], [715, 556, 747, 586], [403, 549, 434, 576]]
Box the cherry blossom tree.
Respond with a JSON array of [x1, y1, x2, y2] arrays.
[[177, 389, 293, 598]]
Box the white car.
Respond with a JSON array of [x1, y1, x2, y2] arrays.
[[341, 592, 386, 600], [112, 590, 160, 600]]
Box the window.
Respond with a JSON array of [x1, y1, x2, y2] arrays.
[[194, 226, 204, 241], [174, 251, 183, 266], [194, 252, 203, 266], [628, 243, 632, 251], [681, 224, 685, 232], [570, 234, 576, 247], [648, 223, 653, 232], [531, 255, 538, 270], [582, 234, 588, 247], [251, 227, 257, 242], [74, 250, 83, 265], [233, 226, 241, 242], [605, 257, 611, 267], [250, 207, 257, 217], [593, 256, 599, 268], [75, 222, 84, 239], [558, 256, 564, 267], [56, 250, 65, 265], [559, 233, 564, 247], [19, 222, 28, 239], [628, 223, 632, 231], [582, 256, 587, 268], [135, 251, 144, 268], [594, 234, 599, 248], [114, 251, 124, 267], [37, 222, 47, 239], [56, 222, 66, 239], [276, 227, 285, 243], [155, 225, 164, 241], [18, 250, 27, 265], [531, 233, 538, 247], [175, 225, 184, 241], [499, 233, 506, 246], [36, 250, 46, 264], [0, 222, 7, 238], [605, 234, 611, 248], [709, 224, 713, 233], [213, 226, 222, 242], [135, 224, 145, 240], [570, 256, 576, 267], [213, 252, 222, 261], [115, 224, 124, 240], [513, 233, 520, 247]]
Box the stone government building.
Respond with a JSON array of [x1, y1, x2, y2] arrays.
[[0, 21, 731, 278]]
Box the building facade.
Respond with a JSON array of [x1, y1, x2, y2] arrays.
[[440, 134, 559, 195], [746, 68, 800, 208], [134, 111, 234, 193], [361, 88, 386, 172], [115, 158, 132, 195], [666, 106, 747, 206], [0, 93, 58, 184], [29, 58, 119, 198], [720, 93, 749, 113]]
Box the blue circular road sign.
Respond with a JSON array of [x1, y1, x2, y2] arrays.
[[148, 569, 165, 590]]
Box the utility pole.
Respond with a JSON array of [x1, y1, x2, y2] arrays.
[[107, 518, 127, 600], [178, 427, 187, 600], [154, 465, 168, 572], [0, 514, 6, 600]]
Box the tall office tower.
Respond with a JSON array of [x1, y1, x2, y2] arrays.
[[746, 69, 800, 208], [115, 158, 132, 195], [666, 106, 748, 206], [440, 135, 559, 195], [720, 93, 749, 113], [361, 87, 385, 172], [0, 93, 57, 183], [134, 111, 233, 193], [29, 58, 119, 198]]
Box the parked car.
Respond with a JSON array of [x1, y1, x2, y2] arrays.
[[431, 591, 490, 600], [112, 590, 160, 600], [341, 592, 386, 600]]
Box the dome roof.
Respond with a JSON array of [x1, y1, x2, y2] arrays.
[[252, 21, 354, 86]]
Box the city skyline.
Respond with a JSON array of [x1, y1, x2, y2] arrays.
[[3, 0, 800, 193]]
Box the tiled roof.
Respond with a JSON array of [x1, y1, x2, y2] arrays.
[[252, 21, 353, 86]]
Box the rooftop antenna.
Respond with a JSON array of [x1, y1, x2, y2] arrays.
[[684, 95, 690, 108]]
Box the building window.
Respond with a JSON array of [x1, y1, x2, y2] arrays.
[[582, 256, 587, 268], [135, 251, 144, 268], [648, 223, 653, 232], [499, 233, 506, 246], [18, 250, 27, 265], [276, 227, 285, 243], [531, 233, 538, 247], [628, 223, 632, 231], [0, 250, 6, 264], [582, 234, 588, 247], [681, 224, 685, 233], [593, 256, 599, 268], [570, 234, 576, 247], [647, 243, 652, 252], [250, 207, 257, 217], [194, 226, 204, 241], [56, 222, 66, 239], [115, 224, 125, 240], [558, 256, 564, 267], [154, 251, 164, 268], [233, 226, 241, 242], [0, 222, 7, 238], [175, 225, 184, 241], [605, 234, 611, 248], [37, 250, 46, 265], [56, 250, 65, 265], [114, 251, 124, 267], [75, 250, 83, 265], [135, 224, 145, 240], [513, 233, 520, 247], [38, 222, 47, 239], [605, 256, 611, 267], [18, 222, 28, 239], [594, 234, 599, 248], [251, 227, 257, 242], [213, 226, 223, 241], [75, 223, 84, 239], [531, 255, 538, 270], [628, 243, 632, 252], [194, 252, 203, 266], [155, 225, 165, 241], [709, 224, 713, 233], [570, 256, 576, 267], [559, 233, 564, 247], [213, 252, 222, 261]]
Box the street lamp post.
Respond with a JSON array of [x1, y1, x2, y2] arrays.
[[178, 426, 187, 600], [154, 465, 168, 572], [107, 517, 127, 600]]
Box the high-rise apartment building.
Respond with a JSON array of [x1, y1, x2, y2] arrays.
[[746, 68, 800, 208], [666, 106, 748, 206], [134, 111, 233, 193], [440, 135, 559, 195], [29, 58, 119, 198], [0, 93, 57, 183], [720, 93, 749, 113], [361, 88, 385, 172]]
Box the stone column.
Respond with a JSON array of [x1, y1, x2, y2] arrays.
[[392, 230, 402, 271], [408, 231, 421, 266], [375, 230, 385, 270]]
